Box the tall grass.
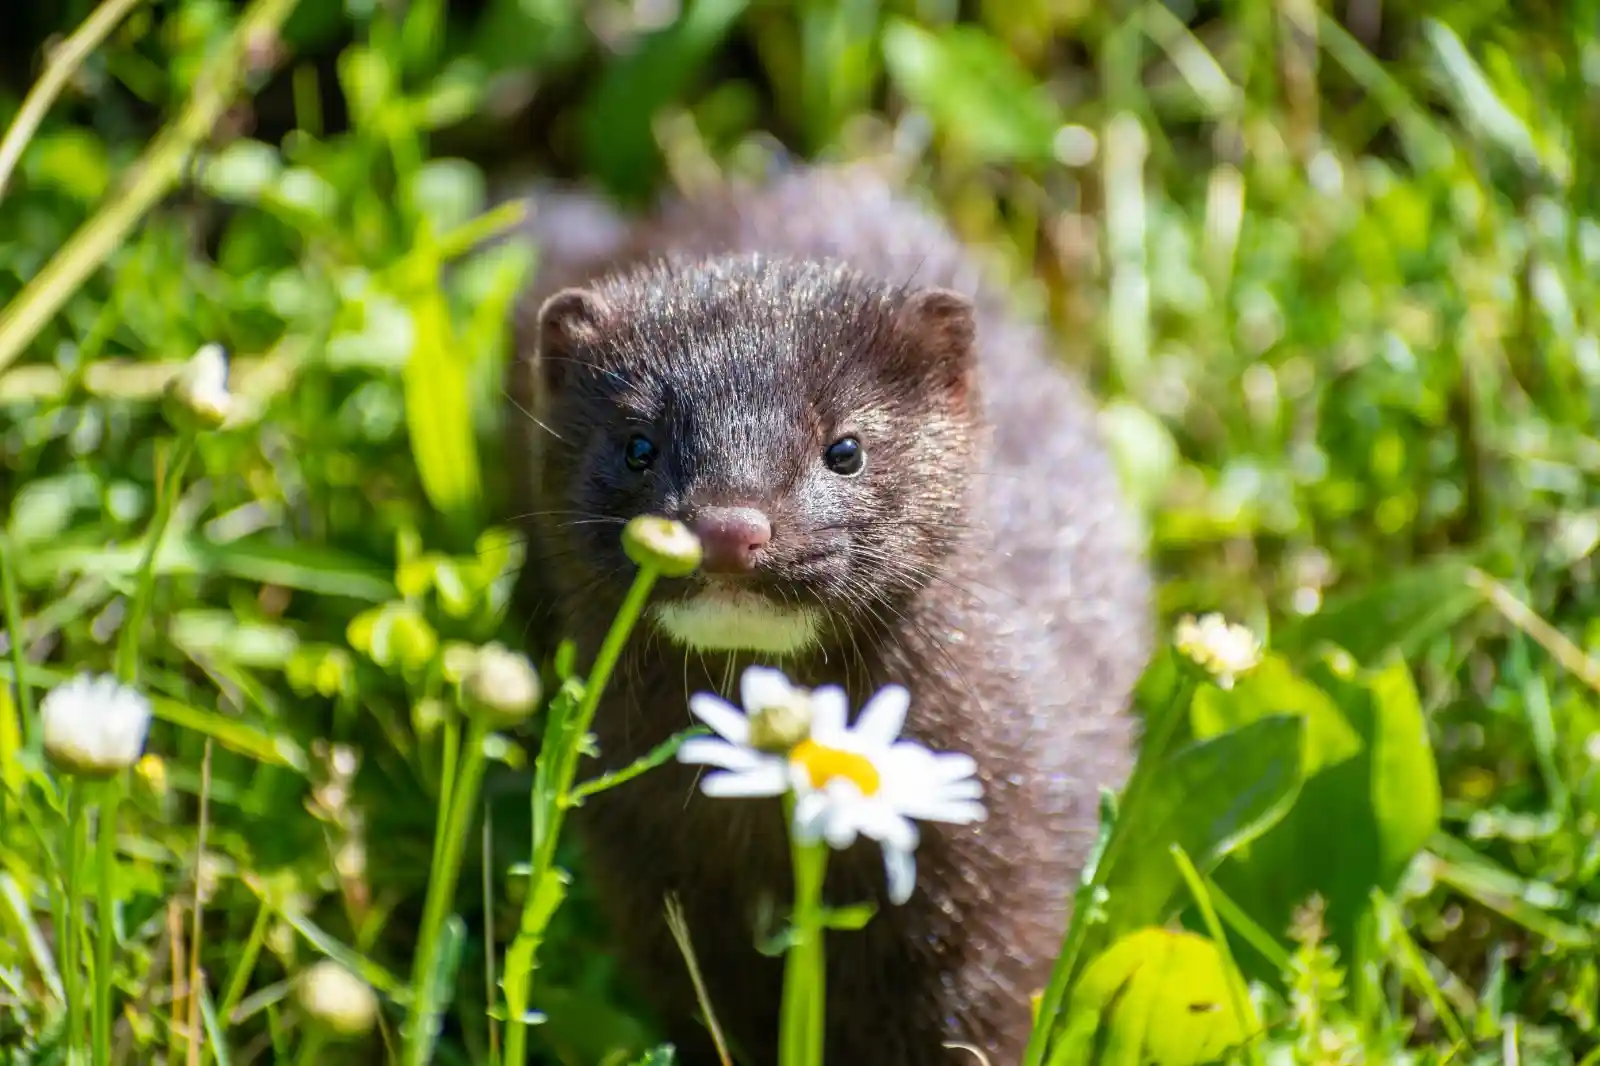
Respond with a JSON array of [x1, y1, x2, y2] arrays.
[[2, 0, 1599, 1064]]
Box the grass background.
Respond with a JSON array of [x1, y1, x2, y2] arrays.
[[3, 0, 1600, 1063]]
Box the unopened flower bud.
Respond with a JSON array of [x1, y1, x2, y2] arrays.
[[463, 643, 542, 725], [747, 695, 813, 755], [622, 516, 702, 577], [297, 959, 378, 1038], [164, 343, 234, 431], [1173, 612, 1263, 690], [41, 673, 153, 777]]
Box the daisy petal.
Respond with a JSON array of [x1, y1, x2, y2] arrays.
[[855, 684, 909, 745], [740, 666, 795, 714], [904, 798, 987, 825], [792, 791, 831, 844], [688, 694, 750, 745], [700, 764, 788, 798], [676, 737, 763, 771], [809, 685, 848, 741], [883, 844, 917, 905], [859, 805, 918, 851]]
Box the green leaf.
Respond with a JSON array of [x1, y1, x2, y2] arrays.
[[1208, 652, 1442, 975], [1074, 715, 1304, 981], [1190, 654, 1362, 776], [399, 241, 483, 527], [881, 19, 1063, 166], [1054, 928, 1247, 1066]]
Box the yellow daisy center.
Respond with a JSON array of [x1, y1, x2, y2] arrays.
[[789, 739, 881, 796]]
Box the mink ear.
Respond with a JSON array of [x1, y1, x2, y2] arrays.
[[519, 287, 614, 393], [893, 287, 976, 400]]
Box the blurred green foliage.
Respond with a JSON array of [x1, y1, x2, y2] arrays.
[[3, 0, 1600, 1063]]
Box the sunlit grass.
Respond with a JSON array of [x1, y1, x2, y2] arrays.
[[2, 0, 1599, 1063]]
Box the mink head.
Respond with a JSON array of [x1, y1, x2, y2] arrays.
[[514, 253, 982, 658]]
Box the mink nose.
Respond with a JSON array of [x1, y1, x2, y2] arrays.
[[690, 507, 772, 574]]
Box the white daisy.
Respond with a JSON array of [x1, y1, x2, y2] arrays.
[[678, 666, 986, 904], [1174, 612, 1262, 690], [169, 342, 234, 429], [40, 672, 154, 777]]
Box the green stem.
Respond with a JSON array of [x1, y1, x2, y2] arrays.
[[403, 718, 493, 1066], [0, 533, 31, 809], [92, 780, 121, 1066], [0, 0, 149, 199], [62, 781, 88, 1059], [778, 796, 828, 1066], [533, 566, 660, 875], [504, 563, 661, 1066], [116, 435, 196, 685]]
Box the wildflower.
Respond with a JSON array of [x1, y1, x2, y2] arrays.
[[40, 673, 153, 777], [622, 515, 703, 577], [462, 642, 542, 725], [678, 666, 985, 905], [297, 959, 379, 1038], [165, 342, 234, 430], [1173, 612, 1262, 690]]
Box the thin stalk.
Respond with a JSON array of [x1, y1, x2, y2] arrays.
[[403, 718, 493, 1066], [0, 0, 149, 199], [92, 780, 122, 1066], [0, 0, 302, 377], [504, 562, 662, 1066], [534, 564, 660, 875], [0, 534, 31, 810], [778, 795, 828, 1066], [62, 781, 89, 1058], [116, 435, 195, 685]]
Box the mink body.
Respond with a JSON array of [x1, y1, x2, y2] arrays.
[[504, 165, 1152, 1066]]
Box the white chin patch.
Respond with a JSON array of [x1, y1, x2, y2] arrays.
[[652, 588, 821, 655]]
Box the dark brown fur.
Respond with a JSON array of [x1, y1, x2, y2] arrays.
[[503, 165, 1152, 1066]]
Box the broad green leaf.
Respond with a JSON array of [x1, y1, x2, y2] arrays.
[[881, 19, 1063, 166], [1074, 715, 1304, 980], [1053, 928, 1247, 1066], [1190, 654, 1362, 776], [1209, 652, 1442, 975]]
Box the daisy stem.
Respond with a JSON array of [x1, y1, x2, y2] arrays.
[[116, 433, 196, 686], [62, 779, 89, 1060], [92, 779, 121, 1066], [404, 717, 493, 1066], [505, 562, 661, 1066], [778, 795, 829, 1066]]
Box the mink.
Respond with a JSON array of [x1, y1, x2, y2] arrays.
[[501, 164, 1153, 1066]]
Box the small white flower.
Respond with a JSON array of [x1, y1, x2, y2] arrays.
[[462, 642, 542, 725], [40, 673, 153, 777], [167, 342, 234, 429], [297, 959, 379, 1037], [1174, 612, 1263, 690], [678, 666, 986, 905]]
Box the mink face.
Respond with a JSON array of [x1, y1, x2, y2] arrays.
[[521, 254, 981, 656]]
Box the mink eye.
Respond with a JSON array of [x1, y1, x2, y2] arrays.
[[624, 434, 658, 471], [824, 436, 865, 477]]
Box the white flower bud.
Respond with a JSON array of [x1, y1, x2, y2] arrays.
[[40, 673, 153, 777], [164, 343, 234, 431], [463, 643, 542, 725], [297, 960, 379, 1038], [1173, 613, 1263, 690], [622, 515, 703, 577]]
